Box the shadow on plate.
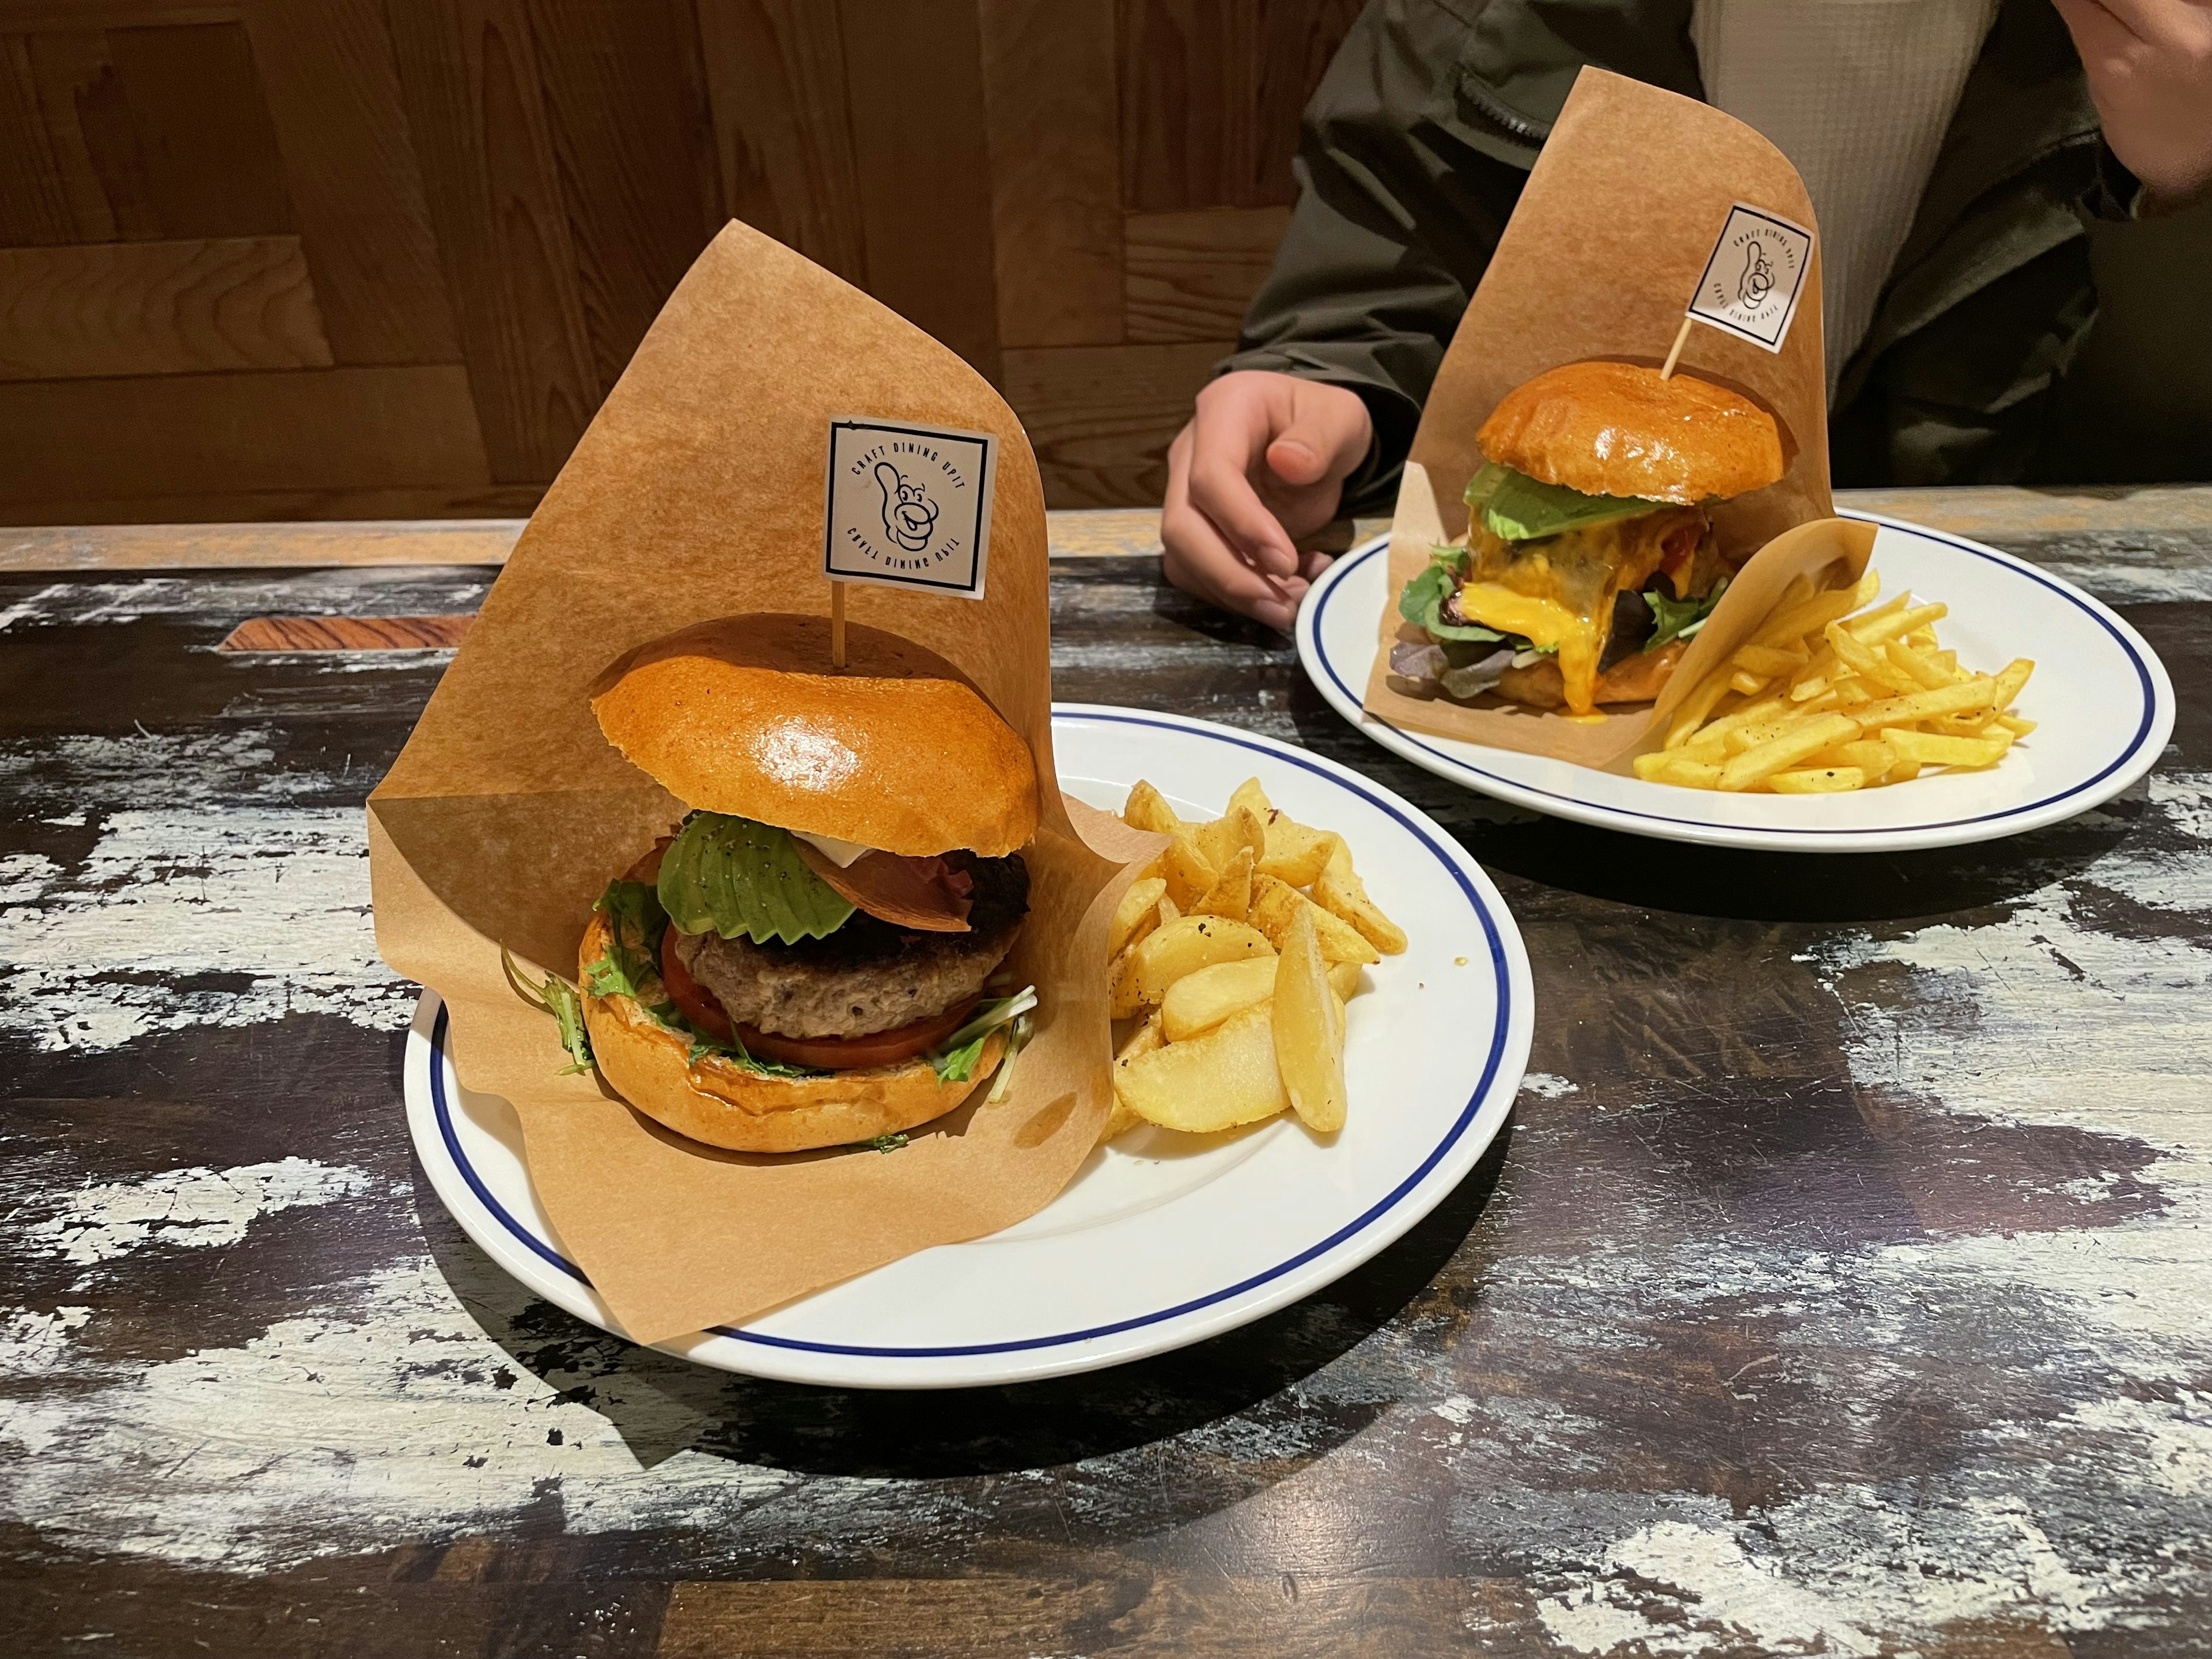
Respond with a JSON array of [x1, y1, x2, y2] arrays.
[[415, 1115, 1513, 1487]]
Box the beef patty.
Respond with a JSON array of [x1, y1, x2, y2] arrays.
[[672, 851, 1028, 1039]]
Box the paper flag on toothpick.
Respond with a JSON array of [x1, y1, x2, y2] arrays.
[[824, 416, 998, 599], [1685, 202, 1816, 353]]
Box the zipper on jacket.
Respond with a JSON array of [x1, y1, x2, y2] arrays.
[[1459, 74, 1553, 145]]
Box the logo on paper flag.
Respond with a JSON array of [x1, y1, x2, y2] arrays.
[[824, 418, 996, 599], [1686, 203, 1815, 353]]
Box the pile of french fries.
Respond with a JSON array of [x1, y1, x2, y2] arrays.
[[1102, 778, 1407, 1142], [1634, 569, 2036, 793]]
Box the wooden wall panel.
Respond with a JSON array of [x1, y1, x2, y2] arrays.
[[0, 365, 490, 501], [240, 0, 460, 365], [103, 21, 294, 237], [0, 0, 1369, 521], [385, 0, 598, 482], [838, 0, 1003, 382], [1126, 204, 1288, 343], [694, 0, 867, 286], [1002, 339, 1228, 506], [979, 0, 1122, 349], [0, 234, 331, 378], [527, 0, 721, 392]]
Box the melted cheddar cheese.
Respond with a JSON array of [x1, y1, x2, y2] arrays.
[[1455, 507, 1706, 714]]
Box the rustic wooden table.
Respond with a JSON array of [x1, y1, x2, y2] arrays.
[[3, 490, 2208, 1657]]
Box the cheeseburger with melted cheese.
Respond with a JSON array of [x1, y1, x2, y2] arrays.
[[1391, 360, 1787, 715], [575, 614, 1040, 1153]]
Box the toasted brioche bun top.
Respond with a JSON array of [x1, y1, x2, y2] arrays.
[[591, 613, 1039, 857], [1476, 360, 1786, 505]]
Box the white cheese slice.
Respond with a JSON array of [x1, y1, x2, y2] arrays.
[[790, 829, 872, 868]]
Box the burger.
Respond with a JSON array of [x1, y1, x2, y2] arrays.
[[1390, 359, 1786, 715], [573, 615, 1041, 1153]]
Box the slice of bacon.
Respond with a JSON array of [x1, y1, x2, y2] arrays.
[[791, 840, 974, 933]]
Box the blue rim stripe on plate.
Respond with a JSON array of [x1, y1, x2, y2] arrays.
[[1309, 513, 2162, 836], [425, 707, 1516, 1360]]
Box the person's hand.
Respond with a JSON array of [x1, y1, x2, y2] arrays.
[[1161, 372, 1374, 632], [2055, 0, 2212, 211]]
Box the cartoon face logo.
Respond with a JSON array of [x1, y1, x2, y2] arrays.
[[1738, 238, 1777, 309], [873, 461, 939, 553]]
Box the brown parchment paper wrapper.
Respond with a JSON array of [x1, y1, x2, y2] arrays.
[[1362, 69, 1876, 770], [368, 220, 1156, 1346]]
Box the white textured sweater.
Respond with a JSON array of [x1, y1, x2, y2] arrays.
[[1691, 0, 2002, 399]]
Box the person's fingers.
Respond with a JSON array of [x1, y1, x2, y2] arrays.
[[1296, 547, 1335, 584], [1185, 387, 1304, 579], [1263, 382, 1372, 495], [1162, 420, 1301, 631]]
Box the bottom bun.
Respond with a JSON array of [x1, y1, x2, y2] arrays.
[[1497, 639, 1688, 710], [578, 904, 1005, 1153]]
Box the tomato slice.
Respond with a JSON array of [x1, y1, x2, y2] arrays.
[[657, 927, 978, 1071], [660, 926, 733, 1040]]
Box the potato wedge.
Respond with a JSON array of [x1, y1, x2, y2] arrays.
[[1115, 1003, 1289, 1133], [1255, 812, 1338, 887], [1228, 777, 1272, 820], [1272, 907, 1346, 1132], [1108, 940, 1145, 1020], [1108, 876, 1167, 959], [1161, 956, 1277, 1041], [1190, 844, 1253, 922], [1250, 873, 1381, 965], [1103, 1015, 1162, 1142], [1327, 959, 1363, 999], [1315, 842, 1407, 955], [1161, 828, 1217, 910], [1122, 779, 1180, 836], [1130, 914, 1276, 1007]]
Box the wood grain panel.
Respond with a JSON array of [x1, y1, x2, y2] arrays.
[[979, 0, 1122, 349], [694, 0, 867, 285], [838, 0, 1003, 382], [659, 1574, 1482, 1658], [386, 0, 599, 481], [0, 483, 543, 527], [1119, 0, 1361, 212], [18, 28, 160, 240], [240, 0, 460, 365], [528, 0, 719, 393], [1125, 203, 1287, 343], [0, 234, 331, 378], [104, 21, 294, 237], [1, 516, 529, 566], [0, 36, 78, 244], [216, 613, 474, 650], [0, 365, 492, 501], [1002, 339, 1226, 506]]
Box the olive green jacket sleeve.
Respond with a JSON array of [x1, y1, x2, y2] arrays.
[[1222, 0, 2113, 503]]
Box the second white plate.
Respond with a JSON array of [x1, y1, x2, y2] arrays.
[[1297, 511, 2174, 853], [405, 704, 1533, 1388]]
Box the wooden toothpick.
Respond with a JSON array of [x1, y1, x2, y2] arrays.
[[1660, 315, 1695, 380], [830, 579, 847, 669]]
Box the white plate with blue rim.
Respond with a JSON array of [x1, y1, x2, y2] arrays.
[[1297, 512, 2175, 853], [405, 704, 1533, 1389]]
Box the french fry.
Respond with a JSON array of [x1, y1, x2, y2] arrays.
[[1250, 874, 1380, 965], [1729, 669, 1770, 696], [1719, 713, 1861, 792], [1191, 845, 1253, 922], [1991, 657, 2035, 711], [1121, 780, 1179, 836], [1108, 876, 1168, 957], [1852, 677, 1999, 729], [1885, 728, 2014, 769], [1851, 601, 1947, 647], [1824, 620, 1920, 695], [1817, 738, 1898, 778], [1664, 665, 1733, 749], [1115, 1003, 1289, 1134], [1634, 751, 1724, 787], [1883, 639, 1952, 691], [1995, 714, 2037, 737], [1272, 907, 1346, 1133], [1767, 766, 1865, 793], [1749, 574, 1876, 650], [1733, 643, 1808, 678], [1314, 842, 1407, 955]]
